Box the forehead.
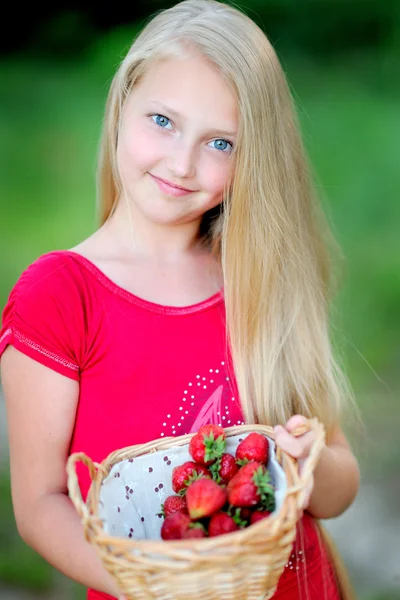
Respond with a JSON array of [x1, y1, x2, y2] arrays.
[[128, 55, 238, 131]]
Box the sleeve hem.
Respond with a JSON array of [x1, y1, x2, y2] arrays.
[[0, 327, 80, 382]]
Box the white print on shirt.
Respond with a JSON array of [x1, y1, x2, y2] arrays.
[[159, 361, 244, 437]]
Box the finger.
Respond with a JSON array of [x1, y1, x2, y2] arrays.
[[274, 426, 307, 459], [275, 426, 316, 460], [285, 414, 308, 433], [296, 430, 315, 457]]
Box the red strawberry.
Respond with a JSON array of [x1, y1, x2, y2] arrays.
[[172, 461, 211, 494], [161, 511, 191, 540], [186, 478, 227, 519], [227, 506, 251, 527], [161, 495, 188, 517], [250, 510, 271, 525], [219, 453, 240, 482], [239, 508, 253, 521], [198, 424, 226, 439], [227, 461, 275, 509], [189, 424, 226, 466], [236, 433, 269, 465], [183, 523, 208, 539], [210, 452, 239, 483], [209, 512, 239, 537]]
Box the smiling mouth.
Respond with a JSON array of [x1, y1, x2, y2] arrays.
[[149, 173, 197, 194]]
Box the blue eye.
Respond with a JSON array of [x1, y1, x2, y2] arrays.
[[151, 114, 172, 129], [209, 139, 233, 153]]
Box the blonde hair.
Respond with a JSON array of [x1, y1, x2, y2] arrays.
[[97, 0, 356, 440]]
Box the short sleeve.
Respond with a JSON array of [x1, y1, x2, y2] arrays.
[[0, 253, 86, 381]]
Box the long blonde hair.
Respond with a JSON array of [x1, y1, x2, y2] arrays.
[[96, 0, 356, 441]]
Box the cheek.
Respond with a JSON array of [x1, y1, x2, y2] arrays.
[[117, 124, 163, 175], [199, 158, 233, 198]]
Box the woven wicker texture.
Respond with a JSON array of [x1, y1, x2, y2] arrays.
[[67, 419, 325, 600]]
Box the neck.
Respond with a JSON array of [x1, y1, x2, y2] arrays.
[[103, 198, 207, 262]]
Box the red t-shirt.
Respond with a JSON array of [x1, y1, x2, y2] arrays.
[[0, 251, 340, 600]]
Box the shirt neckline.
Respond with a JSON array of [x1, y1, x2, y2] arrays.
[[55, 250, 224, 316]]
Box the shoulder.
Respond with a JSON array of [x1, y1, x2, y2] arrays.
[[0, 251, 90, 379], [1, 250, 93, 342], [6, 250, 99, 315], [15, 250, 86, 293]]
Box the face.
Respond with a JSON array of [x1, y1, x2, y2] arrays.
[[116, 54, 238, 228]]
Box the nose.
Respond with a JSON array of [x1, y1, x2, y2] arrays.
[[166, 138, 197, 179]]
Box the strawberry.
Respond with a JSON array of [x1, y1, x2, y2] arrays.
[[186, 478, 228, 519], [198, 424, 226, 440], [208, 512, 239, 537], [227, 461, 275, 510], [236, 432, 269, 465], [210, 453, 239, 483], [250, 510, 272, 525], [183, 523, 208, 539], [219, 453, 240, 482], [227, 506, 250, 527], [239, 507, 253, 521], [189, 424, 226, 466], [160, 495, 188, 517], [161, 511, 191, 540], [172, 461, 211, 494]]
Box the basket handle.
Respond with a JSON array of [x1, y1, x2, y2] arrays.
[[276, 417, 326, 510], [66, 452, 102, 522]]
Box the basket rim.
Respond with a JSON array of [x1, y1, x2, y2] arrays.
[[67, 421, 325, 554]]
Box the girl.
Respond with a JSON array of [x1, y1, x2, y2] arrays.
[[0, 1, 360, 599]]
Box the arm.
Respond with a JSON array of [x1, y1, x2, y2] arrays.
[[1, 346, 121, 597], [306, 426, 360, 519], [274, 415, 360, 520]]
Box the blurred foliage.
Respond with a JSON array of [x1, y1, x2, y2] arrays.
[[8, 0, 400, 62], [0, 472, 86, 597], [0, 0, 399, 597], [0, 472, 53, 590]]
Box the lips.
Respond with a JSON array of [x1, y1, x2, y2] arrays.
[[149, 173, 197, 197]]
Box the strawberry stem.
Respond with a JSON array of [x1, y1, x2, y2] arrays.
[[179, 469, 209, 496], [253, 467, 276, 512], [230, 507, 248, 528], [189, 521, 207, 531], [209, 457, 222, 483], [203, 433, 226, 463]]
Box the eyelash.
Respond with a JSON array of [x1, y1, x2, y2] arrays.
[[150, 114, 233, 153]]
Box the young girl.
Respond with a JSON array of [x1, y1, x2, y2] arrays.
[[0, 1, 360, 598]]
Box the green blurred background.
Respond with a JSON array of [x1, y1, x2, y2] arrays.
[[0, 0, 399, 598]]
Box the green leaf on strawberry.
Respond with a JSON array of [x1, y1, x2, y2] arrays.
[[188, 521, 207, 532], [227, 506, 248, 528], [204, 432, 226, 463], [236, 457, 250, 467], [178, 469, 210, 497], [157, 504, 166, 518], [253, 467, 275, 511], [209, 457, 223, 483]]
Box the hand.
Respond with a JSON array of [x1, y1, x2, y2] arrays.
[[273, 415, 315, 512]]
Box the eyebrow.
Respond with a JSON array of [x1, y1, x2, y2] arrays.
[[149, 101, 237, 139]]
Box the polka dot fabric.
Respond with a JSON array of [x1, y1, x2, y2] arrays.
[[97, 433, 286, 541]]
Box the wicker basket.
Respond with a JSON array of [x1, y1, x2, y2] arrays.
[[67, 418, 325, 600]]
